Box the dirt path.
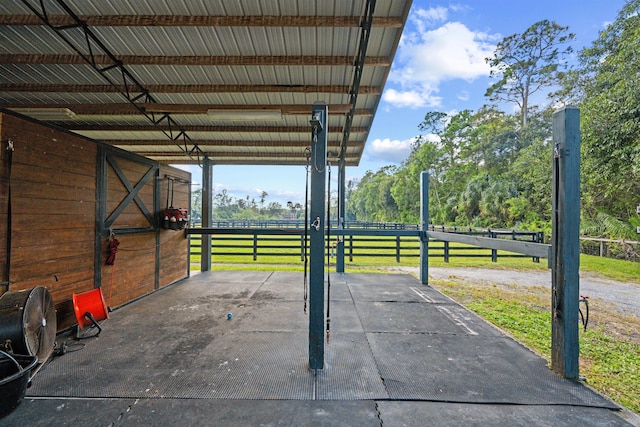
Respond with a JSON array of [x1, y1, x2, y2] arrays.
[[384, 266, 639, 319]]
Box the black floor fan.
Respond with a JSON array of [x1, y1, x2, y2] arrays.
[[0, 286, 57, 364]]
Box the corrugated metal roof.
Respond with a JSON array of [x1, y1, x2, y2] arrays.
[[0, 0, 412, 166]]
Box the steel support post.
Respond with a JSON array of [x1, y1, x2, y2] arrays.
[[336, 159, 346, 273], [201, 156, 212, 272], [551, 107, 581, 379], [420, 171, 429, 285], [309, 103, 328, 369]]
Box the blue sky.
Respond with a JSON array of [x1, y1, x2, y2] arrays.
[[178, 0, 626, 206]]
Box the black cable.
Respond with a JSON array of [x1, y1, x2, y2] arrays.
[[2, 140, 13, 292], [166, 177, 171, 209], [579, 296, 589, 331], [303, 150, 310, 313]]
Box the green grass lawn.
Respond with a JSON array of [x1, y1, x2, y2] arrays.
[[189, 235, 556, 271], [191, 237, 638, 284], [433, 280, 639, 414], [580, 255, 640, 283]]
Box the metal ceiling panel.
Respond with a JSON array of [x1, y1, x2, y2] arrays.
[[0, 0, 412, 165]]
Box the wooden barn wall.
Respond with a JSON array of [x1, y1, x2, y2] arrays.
[[0, 112, 190, 331], [0, 113, 97, 330]]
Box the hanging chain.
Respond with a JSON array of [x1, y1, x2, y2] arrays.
[[310, 125, 325, 173]]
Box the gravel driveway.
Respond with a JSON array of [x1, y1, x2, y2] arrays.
[[389, 266, 639, 319]]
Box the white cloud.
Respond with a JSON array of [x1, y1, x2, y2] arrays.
[[385, 7, 500, 110], [448, 4, 470, 14], [422, 133, 441, 144], [212, 182, 303, 204], [382, 88, 441, 109], [365, 137, 416, 164], [269, 188, 302, 200], [457, 90, 470, 101], [394, 21, 496, 84], [410, 6, 448, 34]]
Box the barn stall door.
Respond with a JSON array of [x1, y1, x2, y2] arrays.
[[95, 146, 160, 307]]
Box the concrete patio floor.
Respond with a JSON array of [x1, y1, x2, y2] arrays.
[[2, 271, 636, 426]]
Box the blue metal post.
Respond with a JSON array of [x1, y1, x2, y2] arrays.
[[201, 156, 212, 272], [336, 158, 346, 273], [551, 107, 581, 379], [420, 171, 429, 285], [309, 103, 327, 369]]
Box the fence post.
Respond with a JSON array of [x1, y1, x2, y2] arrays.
[[533, 232, 541, 263], [420, 171, 429, 285], [551, 106, 581, 379], [253, 234, 258, 261], [336, 159, 346, 273], [396, 235, 401, 263], [444, 241, 449, 263], [201, 156, 212, 272], [490, 229, 498, 262], [309, 103, 327, 370], [349, 235, 353, 262]]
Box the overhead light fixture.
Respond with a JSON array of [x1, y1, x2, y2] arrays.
[[10, 107, 76, 120], [207, 109, 282, 121]]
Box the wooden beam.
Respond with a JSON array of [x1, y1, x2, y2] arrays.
[[1, 103, 372, 116], [160, 158, 360, 167], [142, 104, 371, 115], [426, 231, 552, 259], [106, 139, 365, 148], [132, 151, 359, 160], [158, 158, 306, 165], [0, 15, 403, 28], [0, 83, 381, 95], [0, 54, 390, 66], [67, 124, 367, 132]]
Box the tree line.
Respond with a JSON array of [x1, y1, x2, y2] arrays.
[[191, 188, 304, 223], [347, 1, 640, 239]]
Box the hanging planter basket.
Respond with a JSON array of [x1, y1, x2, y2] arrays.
[[161, 177, 188, 230]]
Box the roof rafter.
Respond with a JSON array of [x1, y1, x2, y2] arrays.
[[2, 103, 372, 116], [160, 159, 360, 167], [143, 151, 360, 161], [69, 124, 366, 132], [0, 54, 390, 66], [105, 139, 364, 148], [0, 14, 403, 28], [0, 83, 381, 94]]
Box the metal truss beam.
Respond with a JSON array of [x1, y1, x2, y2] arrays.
[[18, 0, 205, 164]]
